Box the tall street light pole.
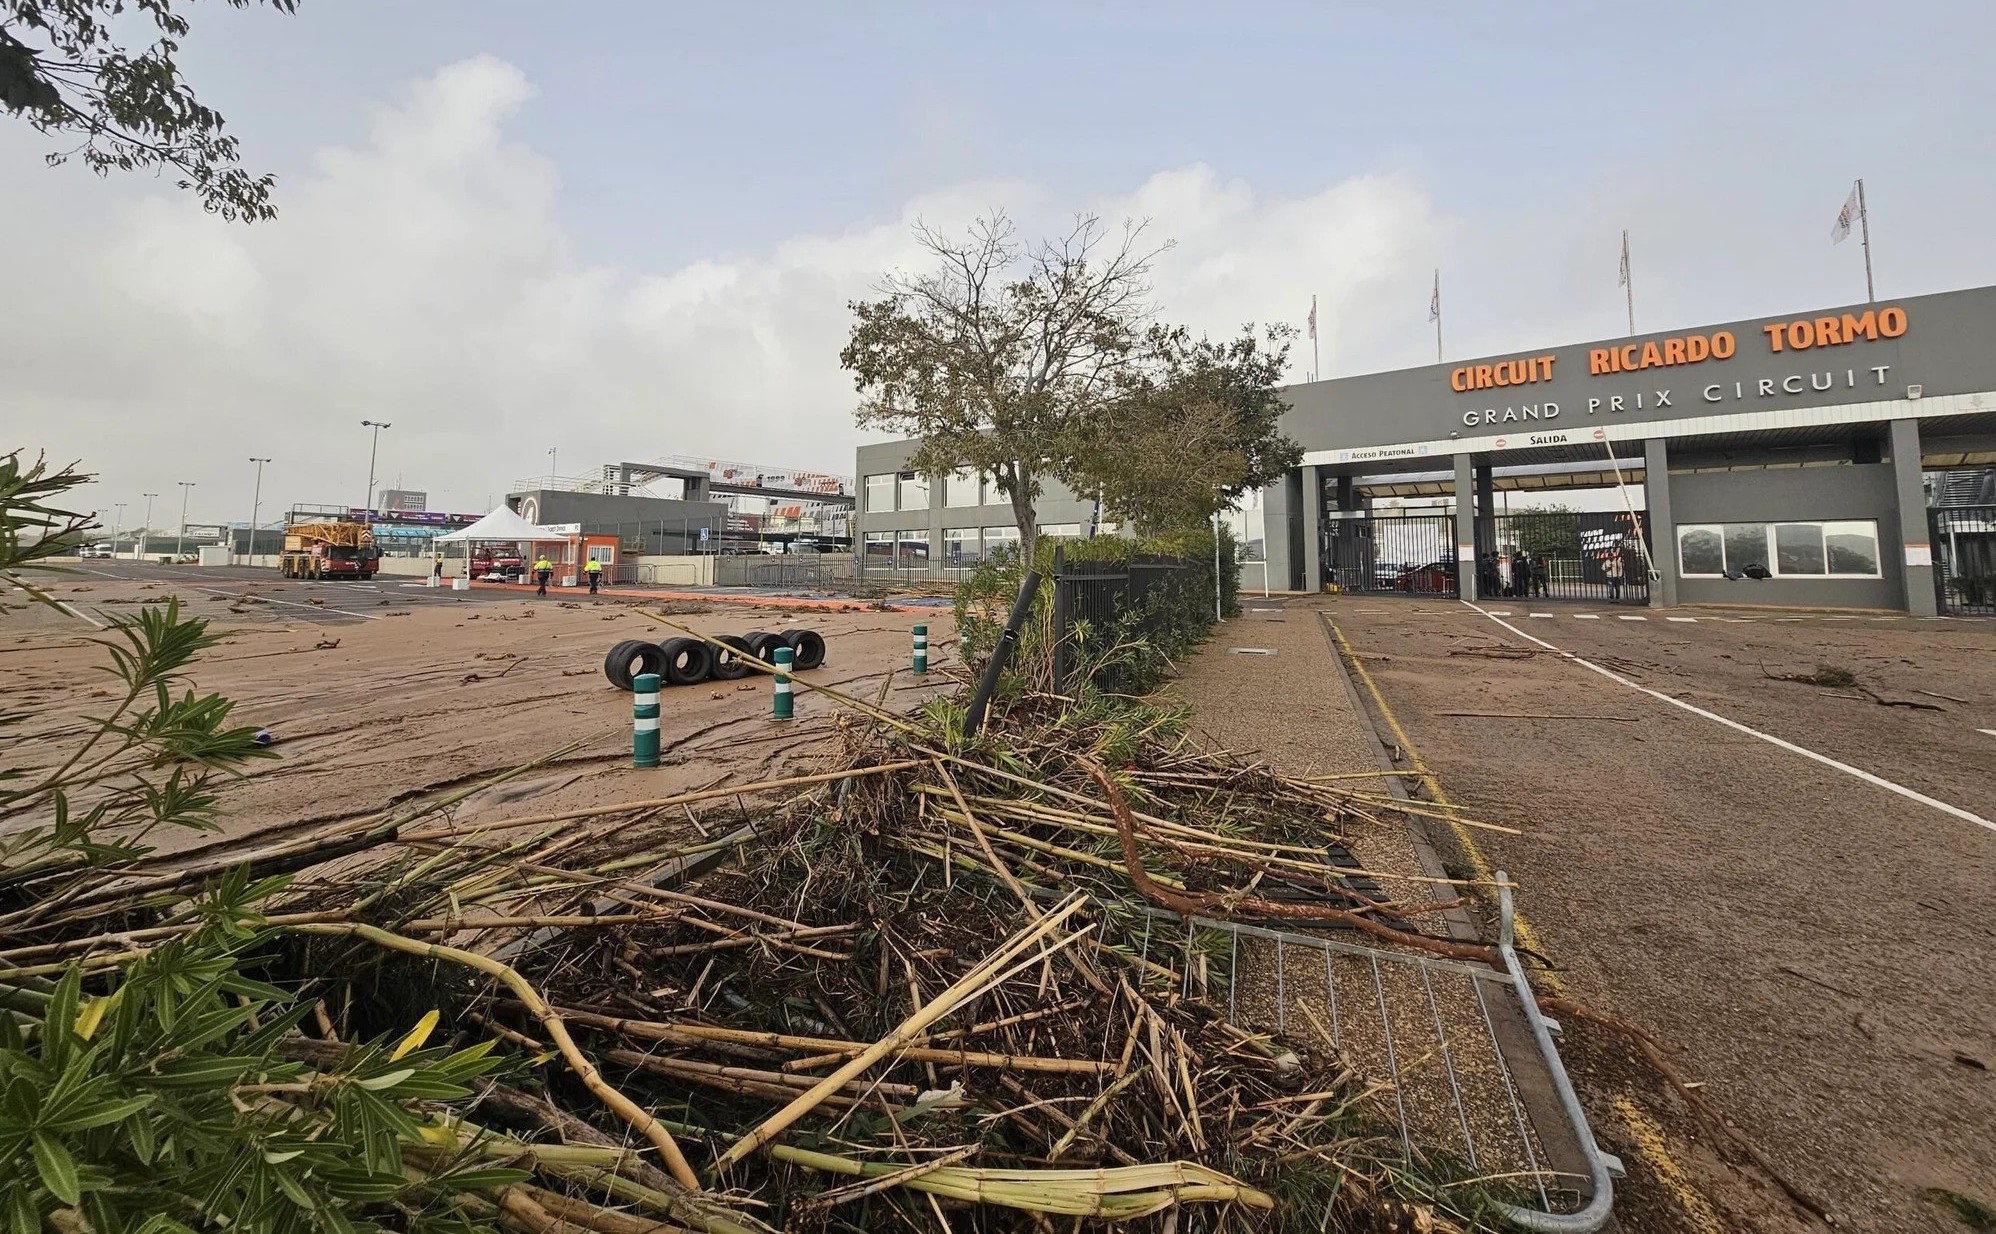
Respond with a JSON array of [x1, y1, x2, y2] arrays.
[[548, 446, 558, 486], [110, 502, 126, 557], [139, 493, 157, 560], [361, 420, 392, 519], [246, 457, 272, 566], [175, 482, 195, 560]]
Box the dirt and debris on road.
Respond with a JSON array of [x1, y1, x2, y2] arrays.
[[1324, 597, 1996, 1234], [3, 576, 956, 860], [7, 570, 1601, 1233]]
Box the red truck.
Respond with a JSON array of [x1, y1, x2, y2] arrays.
[[472, 546, 526, 581]]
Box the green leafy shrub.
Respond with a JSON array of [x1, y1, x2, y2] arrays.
[[951, 527, 1237, 701], [0, 890, 517, 1234]]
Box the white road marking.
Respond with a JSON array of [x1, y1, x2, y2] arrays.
[[1665, 616, 1697, 623], [1574, 613, 1600, 619], [1529, 612, 1555, 618], [1618, 615, 1647, 621], [1981, 730, 1996, 739], [1463, 600, 1996, 835], [184, 585, 383, 620], [1487, 610, 1512, 616]]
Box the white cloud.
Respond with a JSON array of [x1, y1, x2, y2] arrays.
[[2, 55, 1442, 524]]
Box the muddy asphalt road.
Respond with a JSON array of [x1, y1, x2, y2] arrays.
[[5, 563, 955, 861], [1327, 597, 1995, 1234]]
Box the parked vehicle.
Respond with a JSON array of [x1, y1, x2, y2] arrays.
[[1370, 561, 1406, 588], [79, 544, 113, 559], [1395, 561, 1453, 593], [472, 546, 526, 581], [280, 522, 381, 580]]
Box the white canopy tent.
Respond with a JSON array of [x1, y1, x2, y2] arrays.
[[436, 506, 564, 544], [435, 506, 569, 587]]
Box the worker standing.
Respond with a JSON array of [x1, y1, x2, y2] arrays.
[[432, 553, 444, 583], [585, 556, 603, 595], [533, 554, 554, 596]]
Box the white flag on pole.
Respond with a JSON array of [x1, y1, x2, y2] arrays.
[[1831, 181, 1860, 244], [1428, 271, 1440, 323], [1618, 231, 1630, 287], [1307, 295, 1317, 341]]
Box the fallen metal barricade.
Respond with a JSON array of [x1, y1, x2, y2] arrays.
[[1108, 872, 1619, 1232]]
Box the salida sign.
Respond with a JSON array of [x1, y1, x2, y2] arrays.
[[1451, 306, 1909, 428]]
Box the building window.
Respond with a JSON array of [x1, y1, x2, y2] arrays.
[[864, 531, 895, 565], [982, 526, 1021, 560], [983, 474, 1008, 506], [898, 471, 930, 511], [1773, 524, 1825, 575], [897, 530, 931, 569], [1678, 527, 1724, 576], [1824, 521, 1881, 575], [864, 474, 895, 513], [1723, 523, 1767, 575], [1040, 523, 1082, 539], [942, 527, 979, 565], [1677, 520, 1881, 579], [945, 469, 980, 508]]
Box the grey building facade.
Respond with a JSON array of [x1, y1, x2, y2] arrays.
[[506, 489, 731, 555], [853, 285, 1996, 612], [1266, 284, 1996, 615], [852, 438, 1098, 575]]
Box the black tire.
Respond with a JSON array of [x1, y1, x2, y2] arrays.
[[778, 628, 826, 671], [710, 634, 755, 681], [603, 639, 646, 691], [658, 637, 713, 686], [742, 631, 789, 665]]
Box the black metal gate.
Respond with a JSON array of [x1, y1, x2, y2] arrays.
[[1483, 509, 1650, 604], [1323, 512, 1458, 597], [1931, 505, 1996, 616]]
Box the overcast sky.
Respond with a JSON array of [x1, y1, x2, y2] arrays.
[[6, 0, 1993, 527]]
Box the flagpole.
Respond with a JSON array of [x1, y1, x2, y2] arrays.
[[1856, 178, 1874, 302], [1622, 229, 1635, 334], [1311, 294, 1320, 381], [1433, 269, 1443, 363]]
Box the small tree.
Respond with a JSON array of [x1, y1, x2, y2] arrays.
[[1506, 503, 1582, 558], [841, 212, 1167, 558], [1, 0, 298, 221], [1071, 324, 1302, 535]]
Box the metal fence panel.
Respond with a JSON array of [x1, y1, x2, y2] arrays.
[[1932, 505, 1996, 615], [1050, 546, 1212, 693], [1484, 510, 1649, 604], [1324, 512, 1459, 597]]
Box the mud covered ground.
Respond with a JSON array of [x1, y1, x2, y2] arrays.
[[4, 563, 956, 861], [1326, 597, 1995, 1234]]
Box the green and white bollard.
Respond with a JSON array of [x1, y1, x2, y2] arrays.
[[632, 672, 661, 768], [771, 646, 794, 721], [912, 623, 928, 675]]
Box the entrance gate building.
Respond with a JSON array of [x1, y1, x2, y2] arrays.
[[1254, 285, 1996, 617]]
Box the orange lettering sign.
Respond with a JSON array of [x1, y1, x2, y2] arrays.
[[1764, 306, 1905, 353]]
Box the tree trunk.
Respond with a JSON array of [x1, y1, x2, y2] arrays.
[[1009, 463, 1038, 562]]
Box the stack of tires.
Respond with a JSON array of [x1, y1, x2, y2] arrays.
[[602, 628, 826, 691]]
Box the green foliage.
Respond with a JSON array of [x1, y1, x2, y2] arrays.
[[1, 0, 297, 221], [1070, 323, 1302, 535], [0, 895, 515, 1233], [841, 212, 1168, 555], [1, 459, 266, 885], [0, 451, 97, 598], [952, 528, 1237, 703], [1504, 503, 1582, 558]]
